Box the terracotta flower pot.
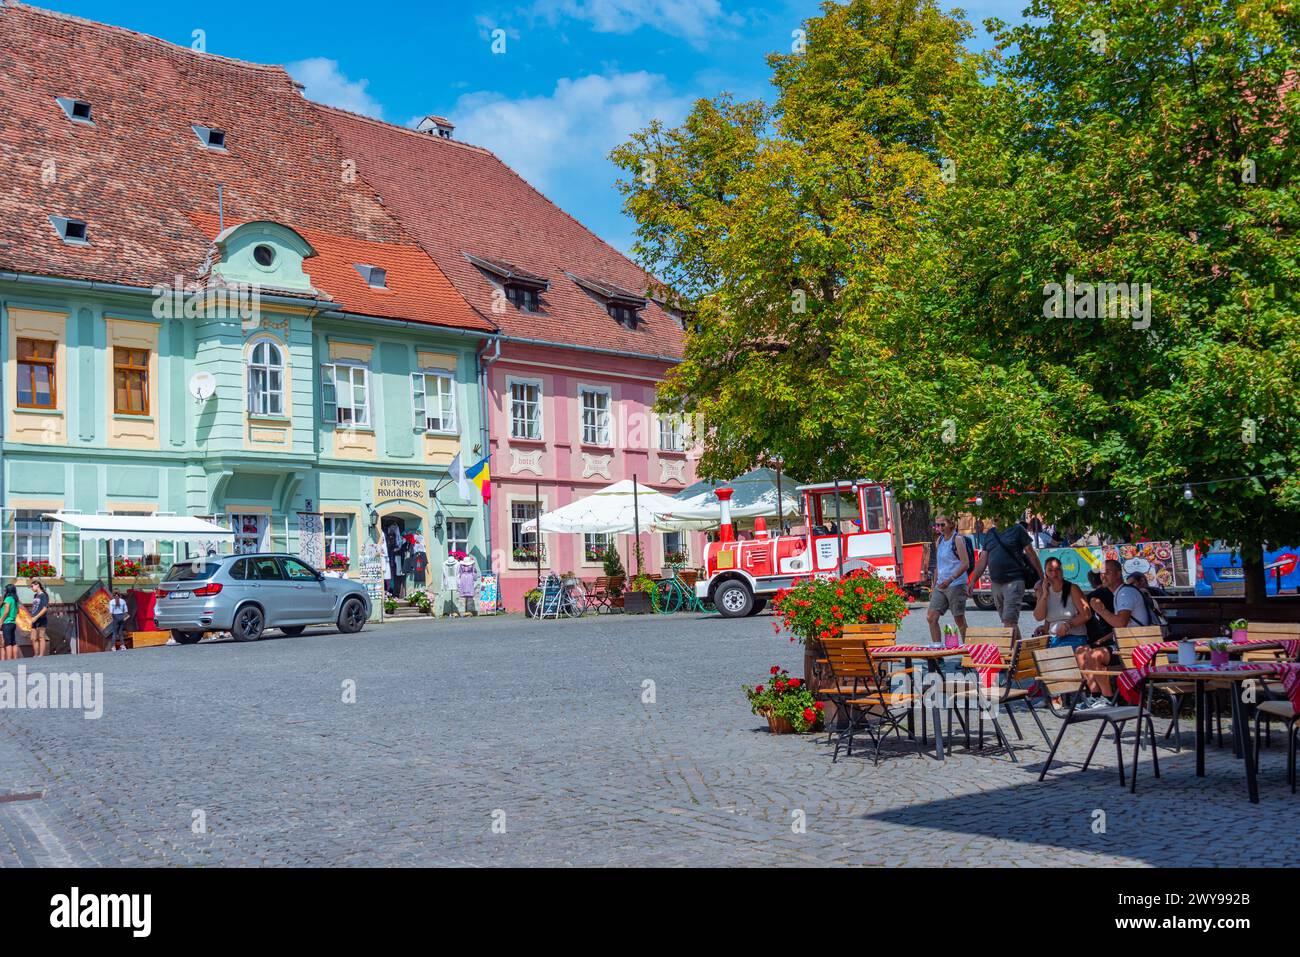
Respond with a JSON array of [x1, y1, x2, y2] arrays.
[[767, 714, 795, 734]]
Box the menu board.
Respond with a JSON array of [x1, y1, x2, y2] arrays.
[[476, 574, 498, 615], [1037, 542, 1184, 590]]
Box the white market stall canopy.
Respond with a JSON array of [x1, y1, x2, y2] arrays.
[[42, 512, 235, 544], [522, 479, 716, 535]]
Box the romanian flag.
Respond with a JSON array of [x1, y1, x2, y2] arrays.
[[465, 456, 491, 502]]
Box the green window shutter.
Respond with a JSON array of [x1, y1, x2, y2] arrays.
[[320, 364, 337, 424]]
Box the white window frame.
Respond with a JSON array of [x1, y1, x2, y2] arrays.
[[412, 370, 457, 434], [323, 514, 352, 562], [658, 413, 685, 452], [247, 338, 285, 417], [15, 510, 57, 569], [509, 377, 543, 440], [323, 361, 371, 428], [579, 386, 612, 447], [583, 532, 613, 565], [445, 518, 470, 556]]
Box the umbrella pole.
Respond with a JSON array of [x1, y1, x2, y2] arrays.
[[535, 480, 541, 587], [633, 475, 641, 575], [107, 539, 114, 595], [775, 464, 784, 533]]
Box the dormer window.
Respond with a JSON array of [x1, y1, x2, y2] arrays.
[[568, 273, 647, 330], [465, 253, 549, 313], [193, 125, 227, 150], [353, 264, 388, 289], [56, 97, 94, 124], [506, 285, 539, 311], [49, 216, 89, 245], [609, 304, 641, 328]]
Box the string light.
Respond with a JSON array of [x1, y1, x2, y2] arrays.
[[916, 470, 1287, 501], [1076, 494, 1086, 508], [1183, 484, 1194, 501]]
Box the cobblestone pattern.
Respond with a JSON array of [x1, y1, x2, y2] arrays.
[[0, 608, 1294, 866]]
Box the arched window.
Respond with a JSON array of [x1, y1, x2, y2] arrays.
[[247, 339, 284, 416]]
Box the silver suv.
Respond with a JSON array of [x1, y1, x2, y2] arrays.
[[153, 553, 371, 643]]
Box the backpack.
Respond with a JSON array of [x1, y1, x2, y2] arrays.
[[931, 533, 977, 580]]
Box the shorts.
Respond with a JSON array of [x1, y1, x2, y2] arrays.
[[928, 582, 967, 616], [990, 579, 1025, 623], [2, 623, 16, 647]]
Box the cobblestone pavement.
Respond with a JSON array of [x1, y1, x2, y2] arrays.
[[0, 607, 1294, 867]]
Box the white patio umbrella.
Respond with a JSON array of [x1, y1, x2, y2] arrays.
[[521, 479, 698, 534]]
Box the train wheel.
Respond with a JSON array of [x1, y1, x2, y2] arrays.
[[714, 580, 753, 618]]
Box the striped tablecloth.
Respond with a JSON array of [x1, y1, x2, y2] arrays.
[[871, 643, 1002, 688], [1118, 660, 1300, 711], [1128, 638, 1300, 673]]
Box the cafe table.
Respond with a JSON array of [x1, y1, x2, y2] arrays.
[[866, 643, 1002, 761], [1128, 663, 1277, 802]]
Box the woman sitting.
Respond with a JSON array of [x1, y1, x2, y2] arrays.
[[1033, 557, 1105, 708]]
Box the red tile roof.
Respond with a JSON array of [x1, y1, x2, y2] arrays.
[[318, 105, 686, 360], [0, 2, 489, 333]]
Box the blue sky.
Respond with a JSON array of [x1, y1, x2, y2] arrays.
[[42, 0, 1029, 256]]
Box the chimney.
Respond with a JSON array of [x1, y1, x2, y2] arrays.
[[715, 487, 735, 543], [415, 115, 455, 139]]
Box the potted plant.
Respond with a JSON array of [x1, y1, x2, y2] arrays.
[[325, 552, 350, 577], [382, 595, 398, 616], [602, 547, 626, 606], [17, 559, 58, 580], [623, 574, 657, 614], [1228, 618, 1248, 643], [772, 567, 910, 687], [941, 624, 961, 649], [113, 557, 144, 578], [664, 549, 688, 567], [1207, 638, 1232, 668], [743, 666, 824, 734], [410, 589, 432, 615]]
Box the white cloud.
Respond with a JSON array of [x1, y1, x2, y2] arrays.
[[450, 71, 693, 192], [529, 0, 733, 47], [286, 58, 385, 119]]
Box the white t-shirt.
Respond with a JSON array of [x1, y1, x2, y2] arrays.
[[108, 597, 127, 616], [1114, 585, 1151, 627]]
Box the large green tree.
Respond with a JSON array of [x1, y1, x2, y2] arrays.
[[615, 0, 1300, 601]]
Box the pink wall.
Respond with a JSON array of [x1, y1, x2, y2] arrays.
[[484, 341, 703, 610]]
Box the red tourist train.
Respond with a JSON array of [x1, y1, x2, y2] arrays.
[[694, 480, 926, 617]]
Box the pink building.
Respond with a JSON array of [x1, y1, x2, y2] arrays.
[[322, 108, 703, 609]]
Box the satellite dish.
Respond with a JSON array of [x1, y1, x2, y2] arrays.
[[188, 371, 217, 402]]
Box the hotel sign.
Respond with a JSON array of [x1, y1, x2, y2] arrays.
[[373, 476, 427, 503]]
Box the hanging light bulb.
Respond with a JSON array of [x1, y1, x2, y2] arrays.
[[1183, 484, 1194, 501], [1077, 494, 1086, 508], [975, 495, 984, 507]]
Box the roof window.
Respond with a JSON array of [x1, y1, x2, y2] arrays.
[[50, 215, 89, 245], [193, 125, 227, 150], [353, 264, 388, 289], [56, 96, 94, 124]]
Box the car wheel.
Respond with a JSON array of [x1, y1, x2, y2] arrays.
[[171, 630, 203, 645], [337, 596, 366, 634], [972, 593, 995, 611], [280, 626, 306, 637], [231, 604, 265, 642], [747, 598, 768, 616], [714, 580, 753, 618]]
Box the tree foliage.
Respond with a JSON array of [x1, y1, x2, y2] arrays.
[[613, 0, 1300, 597]]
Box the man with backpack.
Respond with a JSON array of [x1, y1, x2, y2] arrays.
[[927, 513, 973, 643], [970, 517, 1043, 641]]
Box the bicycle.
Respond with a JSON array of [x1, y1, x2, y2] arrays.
[[525, 574, 589, 619]]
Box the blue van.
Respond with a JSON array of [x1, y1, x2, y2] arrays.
[[1196, 547, 1300, 596]]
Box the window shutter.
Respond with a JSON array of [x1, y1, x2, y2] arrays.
[[361, 368, 373, 428], [320, 364, 336, 424], [412, 373, 426, 431]]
